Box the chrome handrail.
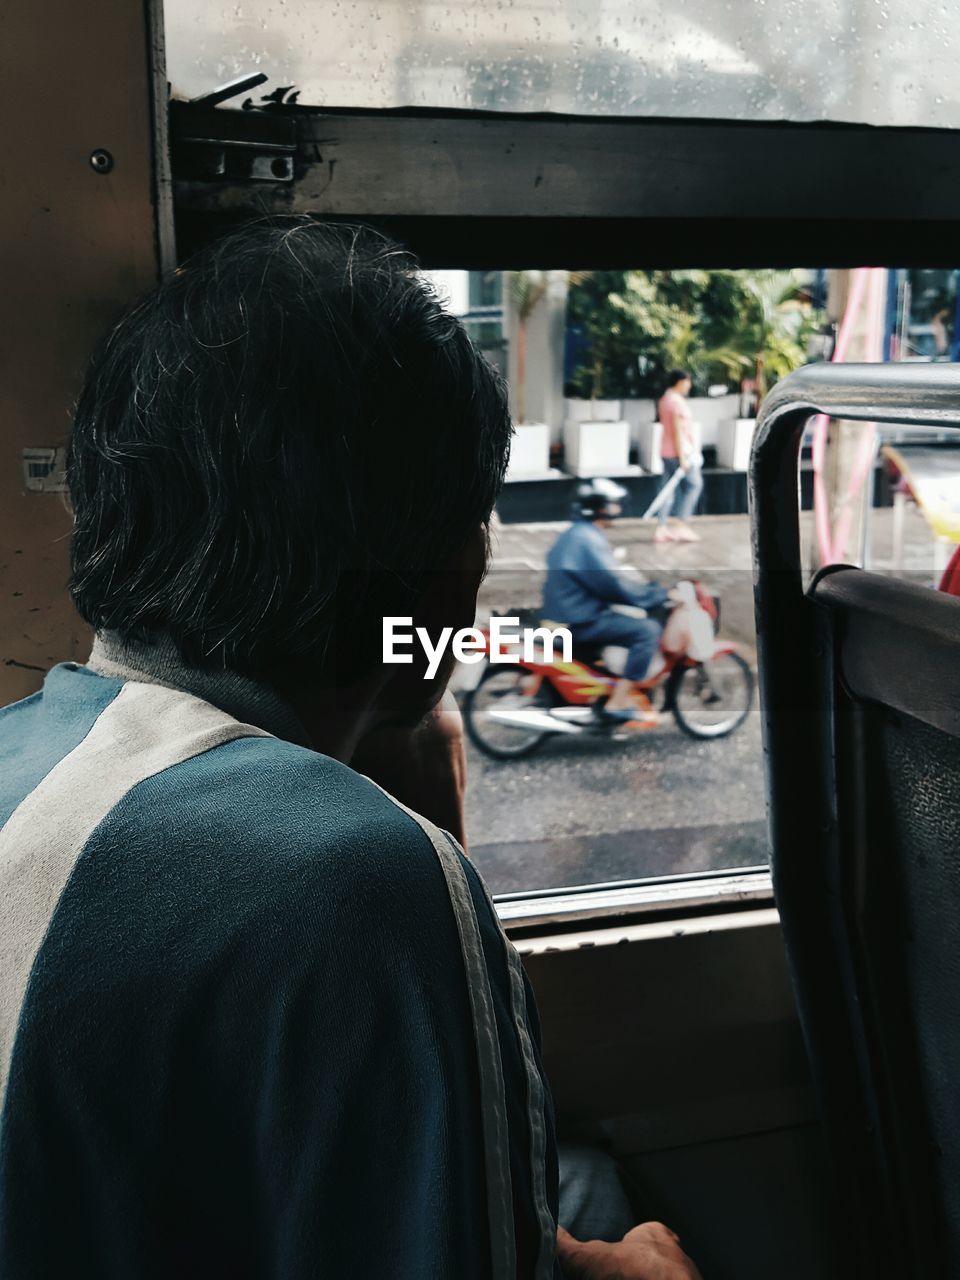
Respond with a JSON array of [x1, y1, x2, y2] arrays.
[[748, 362, 960, 908], [749, 361, 960, 871], [755, 360, 960, 435]]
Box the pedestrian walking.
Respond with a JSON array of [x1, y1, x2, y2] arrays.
[[655, 370, 703, 544]]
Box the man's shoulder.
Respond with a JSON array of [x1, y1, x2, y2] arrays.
[[0, 663, 125, 829], [548, 520, 605, 568], [65, 729, 455, 982], [571, 521, 609, 555], [106, 730, 436, 886], [3, 668, 452, 970], [561, 520, 600, 547]]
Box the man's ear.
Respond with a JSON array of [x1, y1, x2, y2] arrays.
[[413, 523, 488, 640], [375, 524, 488, 720]]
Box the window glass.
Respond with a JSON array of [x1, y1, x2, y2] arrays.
[[165, 0, 960, 127], [449, 266, 831, 894], [448, 265, 960, 895], [871, 271, 960, 588], [892, 269, 958, 362], [424, 269, 508, 374], [469, 270, 503, 310]]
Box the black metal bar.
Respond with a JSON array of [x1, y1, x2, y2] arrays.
[[189, 72, 269, 109], [173, 210, 960, 271], [171, 107, 960, 221]]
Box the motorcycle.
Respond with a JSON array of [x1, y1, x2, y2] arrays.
[[462, 581, 754, 760]]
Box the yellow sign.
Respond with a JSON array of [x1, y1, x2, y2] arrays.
[[882, 444, 960, 543]]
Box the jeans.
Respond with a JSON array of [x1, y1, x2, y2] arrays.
[[558, 1143, 636, 1243], [658, 457, 704, 523], [574, 611, 663, 682]]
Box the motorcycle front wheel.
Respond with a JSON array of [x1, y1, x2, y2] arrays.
[[671, 651, 754, 740], [463, 665, 551, 760]]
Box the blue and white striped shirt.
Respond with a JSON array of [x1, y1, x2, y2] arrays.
[[0, 642, 559, 1278]]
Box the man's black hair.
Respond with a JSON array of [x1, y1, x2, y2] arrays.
[[665, 369, 691, 388], [67, 218, 512, 679]]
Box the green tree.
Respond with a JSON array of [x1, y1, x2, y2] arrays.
[[564, 270, 649, 400], [701, 270, 812, 401], [564, 269, 818, 405], [609, 270, 713, 389]]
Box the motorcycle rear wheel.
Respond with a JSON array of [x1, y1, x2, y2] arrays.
[[671, 651, 754, 739], [463, 665, 551, 760]]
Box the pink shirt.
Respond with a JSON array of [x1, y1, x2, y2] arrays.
[[657, 389, 692, 459]]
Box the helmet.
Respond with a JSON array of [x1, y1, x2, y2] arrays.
[[575, 477, 628, 520]]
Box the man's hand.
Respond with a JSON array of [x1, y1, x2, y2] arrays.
[[557, 1223, 703, 1280], [349, 690, 469, 849]]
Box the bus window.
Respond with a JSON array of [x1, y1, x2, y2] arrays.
[[160, 0, 960, 917], [165, 0, 958, 127], [416, 265, 828, 897]]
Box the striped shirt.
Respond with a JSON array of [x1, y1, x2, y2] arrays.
[[0, 640, 558, 1278]]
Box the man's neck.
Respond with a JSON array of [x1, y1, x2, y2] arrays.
[[271, 681, 389, 763], [87, 631, 308, 740], [86, 632, 370, 761]]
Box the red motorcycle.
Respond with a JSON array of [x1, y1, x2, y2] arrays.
[[463, 583, 754, 760]]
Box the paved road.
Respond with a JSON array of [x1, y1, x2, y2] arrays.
[[464, 702, 767, 895], [462, 513, 764, 894]]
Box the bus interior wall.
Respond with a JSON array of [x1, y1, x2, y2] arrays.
[[520, 917, 841, 1279]]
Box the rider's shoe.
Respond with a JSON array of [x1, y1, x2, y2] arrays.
[[600, 705, 661, 728]]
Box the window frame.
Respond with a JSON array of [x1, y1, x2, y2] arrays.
[[169, 102, 960, 929], [497, 867, 773, 939], [171, 102, 960, 267]]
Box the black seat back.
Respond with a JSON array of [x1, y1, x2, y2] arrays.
[[750, 363, 960, 1278], [813, 569, 960, 1275]]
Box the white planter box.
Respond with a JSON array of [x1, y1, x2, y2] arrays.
[[634, 420, 664, 475], [564, 398, 622, 423], [563, 419, 631, 476], [716, 418, 757, 471], [506, 422, 551, 479], [623, 395, 739, 455]]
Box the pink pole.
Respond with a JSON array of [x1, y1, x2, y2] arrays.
[[831, 268, 885, 561], [811, 267, 876, 565]]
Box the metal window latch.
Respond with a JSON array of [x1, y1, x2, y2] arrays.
[[171, 75, 298, 185]]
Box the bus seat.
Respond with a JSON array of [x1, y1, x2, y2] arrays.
[[794, 566, 960, 1276]]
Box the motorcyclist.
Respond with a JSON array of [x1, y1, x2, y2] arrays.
[[543, 478, 670, 724]]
